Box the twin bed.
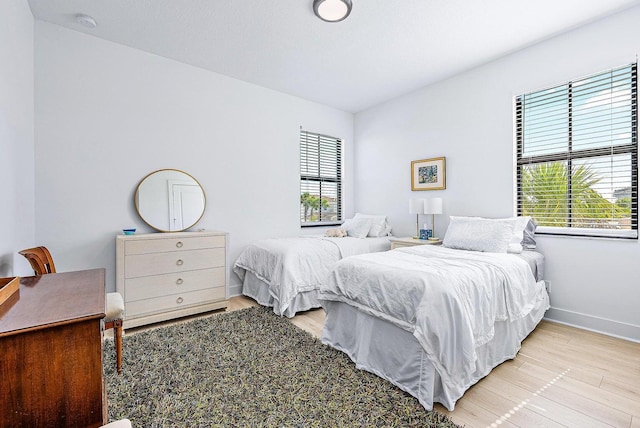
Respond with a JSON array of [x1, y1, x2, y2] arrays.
[[234, 215, 548, 411], [233, 235, 391, 317], [319, 244, 547, 411], [233, 213, 392, 317]]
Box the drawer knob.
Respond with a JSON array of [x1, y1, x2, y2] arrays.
[[176, 241, 183, 248], [176, 278, 184, 285], [176, 259, 184, 266], [176, 297, 184, 304]]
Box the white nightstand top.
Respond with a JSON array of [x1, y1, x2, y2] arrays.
[[389, 236, 442, 248]]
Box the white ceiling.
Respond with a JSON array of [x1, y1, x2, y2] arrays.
[[27, 0, 640, 113]]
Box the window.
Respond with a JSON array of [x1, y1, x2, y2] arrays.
[[515, 63, 638, 239], [300, 129, 342, 226]]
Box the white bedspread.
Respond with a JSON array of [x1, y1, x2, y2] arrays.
[[318, 245, 546, 396], [233, 236, 390, 315]]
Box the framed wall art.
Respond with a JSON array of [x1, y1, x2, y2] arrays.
[[411, 157, 446, 191]]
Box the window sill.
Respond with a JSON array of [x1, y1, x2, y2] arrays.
[[536, 226, 638, 240], [301, 222, 342, 228]]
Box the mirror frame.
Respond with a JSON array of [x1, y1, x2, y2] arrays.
[[134, 169, 206, 232]]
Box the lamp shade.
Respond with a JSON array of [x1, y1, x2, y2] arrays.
[[409, 199, 425, 214], [424, 198, 443, 215]]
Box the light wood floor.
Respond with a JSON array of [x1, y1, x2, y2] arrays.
[[228, 295, 640, 428]]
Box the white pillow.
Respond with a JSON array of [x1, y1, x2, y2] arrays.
[[446, 216, 535, 253], [443, 217, 515, 253], [341, 218, 372, 238], [354, 213, 391, 237], [490, 216, 534, 253], [522, 219, 537, 249], [506, 216, 531, 253]]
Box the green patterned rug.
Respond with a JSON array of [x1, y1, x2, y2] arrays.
[[104, 306, 461, 427]]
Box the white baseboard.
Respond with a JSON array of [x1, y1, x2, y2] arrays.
[[545, 307, 640, 343], [228, 284, 242, 297]]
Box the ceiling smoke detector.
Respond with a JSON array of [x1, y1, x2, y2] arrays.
[[75, 13, 97, 29]]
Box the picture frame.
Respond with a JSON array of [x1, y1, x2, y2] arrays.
[[411, 157, 446, 191]]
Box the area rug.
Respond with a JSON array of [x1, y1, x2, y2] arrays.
[[104, 306, 461, 427]]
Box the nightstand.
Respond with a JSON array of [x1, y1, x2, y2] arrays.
[[389, 237, 442, 249]]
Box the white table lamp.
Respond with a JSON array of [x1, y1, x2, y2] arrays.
[[409, 199, 425, 239], [424, 198, 443, 239]]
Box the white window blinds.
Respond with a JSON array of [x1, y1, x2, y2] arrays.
[[300, 130, 343, 226], [515, 63, 638, 238]]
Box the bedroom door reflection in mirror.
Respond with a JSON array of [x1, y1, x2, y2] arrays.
[[135, 169, 206, 232]]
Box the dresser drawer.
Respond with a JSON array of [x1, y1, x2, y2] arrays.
[[125, 235, 225, 255], [126, 287, 226, 318], [125, 267, 225, 302], [124, 248, 225, 278]]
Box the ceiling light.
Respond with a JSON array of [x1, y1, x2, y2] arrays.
[[313, 0, 352, 23], [75, 13, 97, 29]]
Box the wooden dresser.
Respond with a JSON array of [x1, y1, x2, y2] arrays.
[[0, 269, 106, 428], [116, 231, 229, 329]]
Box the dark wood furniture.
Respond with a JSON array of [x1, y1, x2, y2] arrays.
[[0, 269, 106, 427], [18, 246, 124, 374], [18, 246, 56, 274]]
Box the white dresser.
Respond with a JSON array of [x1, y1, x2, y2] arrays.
[[116, 231, 229, 329]]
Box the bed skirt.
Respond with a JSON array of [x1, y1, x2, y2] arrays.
[[321, 287, 549, 411], [241, 270, 320, 318]]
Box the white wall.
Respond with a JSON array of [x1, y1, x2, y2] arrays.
[[30, 6, 640, 341], [0, 1, 35, 277], [354, 6, 640, 341], [34, 22, 354, 295]]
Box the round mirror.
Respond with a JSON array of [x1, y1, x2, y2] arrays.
[[135, 169, 206, 232]]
